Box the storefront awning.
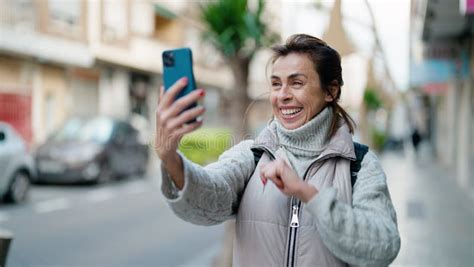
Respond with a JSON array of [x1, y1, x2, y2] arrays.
[[154, 3, 177, 19], [0, 28, 94, 68], [423, 0, 470, 40]]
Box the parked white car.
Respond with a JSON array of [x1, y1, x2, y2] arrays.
[[0, 122, 35, 203]]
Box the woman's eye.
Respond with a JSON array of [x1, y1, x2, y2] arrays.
[[271, 82, 281, 88], [292, 81, 303, 87]]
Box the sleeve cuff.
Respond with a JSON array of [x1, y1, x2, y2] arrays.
[[160, 152, 191, 202], [304, 187, 337, 218]]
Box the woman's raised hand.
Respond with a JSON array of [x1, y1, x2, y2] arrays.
[[260, 158, 319, 203], [155, 77, 206, 162]]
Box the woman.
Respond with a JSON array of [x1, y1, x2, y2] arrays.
[[155, 34, 400, 266]]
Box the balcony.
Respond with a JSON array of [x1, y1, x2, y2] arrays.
[[0, 0, 93, 67]]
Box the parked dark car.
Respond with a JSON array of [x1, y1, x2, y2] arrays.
[[0, 122, 35, 203], [35, 117, 148, 184]]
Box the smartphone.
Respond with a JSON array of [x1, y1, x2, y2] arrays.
[[162, 48, 197, 104]]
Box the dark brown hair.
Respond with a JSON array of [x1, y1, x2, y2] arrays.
[[270, 33, 356, 137]]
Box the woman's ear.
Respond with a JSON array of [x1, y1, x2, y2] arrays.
[[325, 81, 340, 102]]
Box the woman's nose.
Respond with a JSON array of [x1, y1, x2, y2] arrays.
[[278, 86, 292, 101]]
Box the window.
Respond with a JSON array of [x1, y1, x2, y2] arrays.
[[48, 0, 81, 28], [44, 0, 86, 40], [129, 73, 150, 118], [153, 4, 182, 45], [0, 0, 36, 31], [101, 0, 130, 45]]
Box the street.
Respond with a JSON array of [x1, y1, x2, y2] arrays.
[[0, 176, 225, 267]]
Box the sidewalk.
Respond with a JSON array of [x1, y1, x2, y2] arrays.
[[381, 145, 474, 266]]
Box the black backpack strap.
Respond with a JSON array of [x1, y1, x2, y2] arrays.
[[350, 142, 369, 188], [247, 147, 265, 183], [251, 147, 264, 167]]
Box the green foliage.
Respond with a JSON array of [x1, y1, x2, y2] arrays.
[[313, 0, 324, 9], [200, 0, 278, 58], [178, 128, 233, 165], [371, 128, 386, 151], [363, 88, 382, 110]]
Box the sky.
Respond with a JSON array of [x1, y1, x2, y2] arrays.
[[364, 0, 411, 91], [342, 0, 410, 90]]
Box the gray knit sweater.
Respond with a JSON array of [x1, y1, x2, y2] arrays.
[[274, 106, 333, 178]]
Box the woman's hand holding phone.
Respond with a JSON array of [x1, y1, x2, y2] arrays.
[[155, 77, 205, 160], [155, 77, 205, 189]]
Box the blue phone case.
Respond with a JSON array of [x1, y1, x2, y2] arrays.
[[162, 47, 197, 100]]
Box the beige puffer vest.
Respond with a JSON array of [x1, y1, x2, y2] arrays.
[[233, 123, 356, 267]]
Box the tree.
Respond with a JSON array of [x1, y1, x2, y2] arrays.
[[200, 0, 278, 138], [199, 1, 278, 266]]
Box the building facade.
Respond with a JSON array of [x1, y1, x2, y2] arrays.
[[409, 0, 473, 195], [0, 0, 239, 147]]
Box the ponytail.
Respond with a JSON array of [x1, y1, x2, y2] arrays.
[[329, 102, 356, 137]]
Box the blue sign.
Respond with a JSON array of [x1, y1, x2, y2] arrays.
[[410, 52, 470, 86]]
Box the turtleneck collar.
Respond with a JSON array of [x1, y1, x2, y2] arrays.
[[272, 106, 333, 158]]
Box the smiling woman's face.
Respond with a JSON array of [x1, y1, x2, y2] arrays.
[[270, 53, 332, 130]]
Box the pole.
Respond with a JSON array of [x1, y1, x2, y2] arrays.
[[0, 229, 13, 267]]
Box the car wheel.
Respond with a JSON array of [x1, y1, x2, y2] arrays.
[[5, 171, 30, 203], [134, 154, 148, 178], [96, 162, 113, 184], [133, 160, 147, 178]]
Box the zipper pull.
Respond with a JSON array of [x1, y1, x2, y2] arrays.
[[290, 205, 299, 228]]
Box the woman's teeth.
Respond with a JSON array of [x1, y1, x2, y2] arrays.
[[281, 108, 302, 115]]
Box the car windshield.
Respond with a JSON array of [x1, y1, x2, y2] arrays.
[[51, 118, 114, 143]]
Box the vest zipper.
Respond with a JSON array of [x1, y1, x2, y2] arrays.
[[286, 159, 321, 267], [290, 205, 300, 227], [286, 197, 298, 267]]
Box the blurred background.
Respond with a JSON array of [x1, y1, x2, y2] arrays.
[[0, 0, 472, 266]]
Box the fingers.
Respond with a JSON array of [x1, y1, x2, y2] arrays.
[[166, 88, 205, 118], [156, 80, 205, 131], [261, 159, 311, 201], [167, 105, 206, 130], [155, 78, 205, 159], [259, 158, 297, 192], [259, 162, 268, 185], [260, 163, 284, 189], [157, 105, 205, 142], [266, 174, 284, 189], [156, 86, 164, 127], [157, 84, 204, 126], [173, 119, 203, 139], [159, 77, 188, 108], [159, 85, 164, 102]]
